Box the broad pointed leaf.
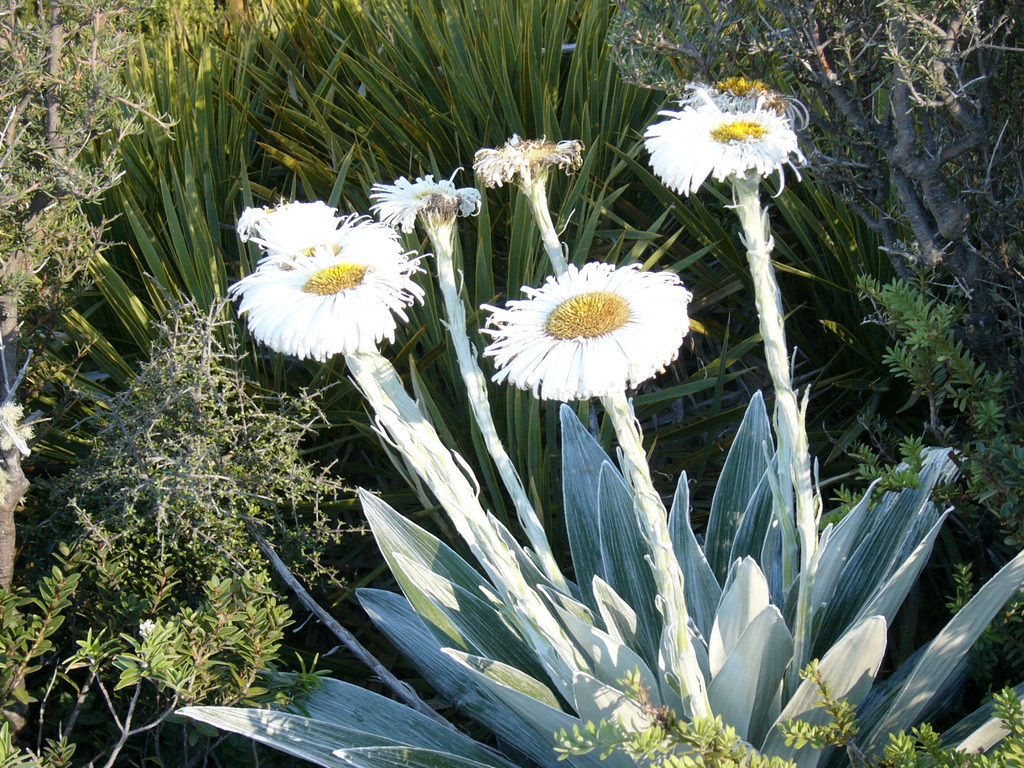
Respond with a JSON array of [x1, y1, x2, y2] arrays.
[[443, 650, 634, 768], [761, 616, 887, 767], [668, 472, 721, 641], [561, 405, 617, 609], [592, 577, 642, 651], [709, 557, 770, 677], [359, 590, 570, 768], [394, 553, 545, 679], [178, 708, 378, 768], [707, 606, 793, 745], [276, 675, 514, 766], [571, 672, 646, 733], [597, 463, 661, 668], [706, 392, 772, 582], [332, 747, 511, 768], [863, 549, 1024, 754], [550, 601, 661, 704]]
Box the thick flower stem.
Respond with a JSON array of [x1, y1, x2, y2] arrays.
[[603, 390, 710, 719], [524, 176, 568, 275], [344, 349, 585, 694], [522, 175, 707, 713], [425, 218, 567, 590], [730, 172, 819, 684]]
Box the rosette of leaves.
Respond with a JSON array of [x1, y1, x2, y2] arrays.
[[181, 392, 1024, 768]]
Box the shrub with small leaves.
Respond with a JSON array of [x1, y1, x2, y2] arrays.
[[851, 276, 1024, 546], [779, 663, 1024, 768], [44, 299, 354, 590], [1, 541, 323, 767]]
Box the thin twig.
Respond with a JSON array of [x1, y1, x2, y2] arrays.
[[249, 529, 457, 730]]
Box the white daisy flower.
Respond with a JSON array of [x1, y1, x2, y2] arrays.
[[230, 216, 425, 361], [473, 135, 584, 189], [369, 171, 481, 233], [644, 100, 805, 196], [680, 78, 809, 128], [236, 200, 344, 264], [481, 262, 692, 401]]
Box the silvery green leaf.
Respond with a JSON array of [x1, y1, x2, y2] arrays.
[[943, 682, 1024, 752], [276, 675, 516, 767], [862, 548, 1024, 754], [812, 450, 953, 655], [362, 495, 508, 658], [332, 747, 511, 768], [393, 553, 546, 679], [561, 404, 617, 609], [550, 600, 661, 705], [358, 588, 477, 699], [953, 716, 1010, 753], [759, 519, 785, 609], [362, 491, 495, 602], [810, 479, 880, 613], [177, 707, 382, 768], [761, 616, 887, 767], [359, 590, 570, 768], [707, 606, 793, 745], [592, 576, 641, 650], [443, 650, 634, 768], [538, 584, 596, 627], [597, 463, 661, 668], [489, 514, 564, 595], [571, 671, 646, 733], [728, 466, 775, 572], [709, 557, 771, 677], [705, 392, 772, 582], [591, 577, 687, 715], [848, 510, 950, 630], [668, 471, 721, 641]]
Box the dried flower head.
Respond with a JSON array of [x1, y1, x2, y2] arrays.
[[473, 135, 584, 189]]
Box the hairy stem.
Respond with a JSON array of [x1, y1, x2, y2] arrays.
[[425, 218, 567, 590]]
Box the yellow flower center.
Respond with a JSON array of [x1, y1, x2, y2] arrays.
[[710, 120, 768, 143], [545, 291, 631, 340], [714, 77, 768, 97], [303, 263, 368, 295]]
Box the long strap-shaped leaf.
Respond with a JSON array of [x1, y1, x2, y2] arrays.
[[862, 548, 1024, 754]]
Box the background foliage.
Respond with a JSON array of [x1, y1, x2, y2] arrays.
[[1, 0, 1021, 764]]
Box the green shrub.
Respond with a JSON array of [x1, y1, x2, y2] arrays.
[[1, 543, 319, 767]]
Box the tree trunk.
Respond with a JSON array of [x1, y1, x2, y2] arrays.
[[0, 292, 26, 590]]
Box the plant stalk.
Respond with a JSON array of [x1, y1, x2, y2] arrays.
[[730, 172, 819, 684], [345, 349, 586, 695], [603, 390, 710, 718], [524, 175, 568, 275], [425, 218, 567, 590]]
